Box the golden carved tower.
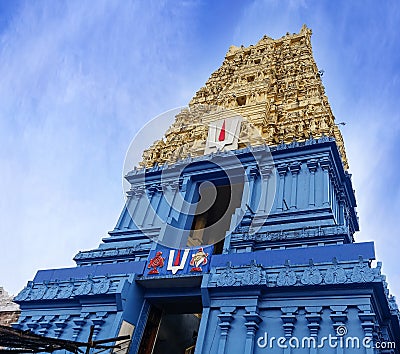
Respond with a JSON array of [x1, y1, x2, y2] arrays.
[[140, 25, 348, 169]]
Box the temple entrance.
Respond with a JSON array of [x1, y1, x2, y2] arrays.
[[138, 305, 201, 354], [153, 313, 200, 354], [188, 181, 244, 254]]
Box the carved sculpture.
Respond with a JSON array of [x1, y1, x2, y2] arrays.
[[139, 25, 348, 169]]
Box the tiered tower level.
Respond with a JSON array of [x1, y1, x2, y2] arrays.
[[14, 26, 400, 353], [140, 24, 348, 170]]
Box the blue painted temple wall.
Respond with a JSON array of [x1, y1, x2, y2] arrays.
[[14, 139, 400, 353]]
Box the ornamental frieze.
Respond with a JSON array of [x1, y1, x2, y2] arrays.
[[74, 244, 147, 263], [209, 257, 383, 289], [14, 275, 125, 302], [236, 225, 349, 243]]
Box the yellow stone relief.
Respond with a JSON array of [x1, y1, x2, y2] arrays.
[[140, 25, 348, 169]]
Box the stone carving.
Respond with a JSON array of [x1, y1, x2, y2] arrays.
[[209, 257, 383, 290], [74, 279, 93, 296], [14, 283, 33, 302], [301, 259, 322, 285], [324, 258, 347, 284], [139, 25, 348, 169], [30, 285, 47, 300], [57, 282, 75, 299], [42, 284, 59, 300], [238, 225, 350, 244], [277, 261, 297, 286], [74, 245, 145, 263], [217, 263, 237, 287], [14, 276, 120, 303], [350, 256, 375, 283], [241, 260, 265, 286], [92, 277, 111, 295]]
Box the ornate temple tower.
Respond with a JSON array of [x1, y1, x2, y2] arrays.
[[15, 25, 399, 353]]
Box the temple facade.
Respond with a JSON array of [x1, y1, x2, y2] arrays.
[[15, 26, 399, 353]]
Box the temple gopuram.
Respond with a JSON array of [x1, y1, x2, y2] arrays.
[[14, 25, 400, 353]]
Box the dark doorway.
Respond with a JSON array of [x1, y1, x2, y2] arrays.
[[187, 182, 243, 252], [153, 313, 200, 354], [138, 306, 201, 354]]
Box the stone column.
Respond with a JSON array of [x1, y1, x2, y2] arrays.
[[281, 307, 298, 354], [126, 185, 146, 228], [54, 315, 70, 338], [289, 162, 301, 209], [194, 307, 210, 354], [38, 315, 55, 336], [306, 159, 318, 207], [276, 164, 288, 211], [243, 307, 262, 354], [330, 306, 348, 354], [92, 312, 108, 339], [160, 180, 181, 247], [144, 183, 162, 226], [217, 307, 235, 354], [319, 157, 331, 207], [26, 316, 40, 332], [72, 313, 89, 340], [246, 166, 260, 214], [357, 304, 376, 354], [305, 306, 322, 354], [165, 180, 180, 223], [258, 165, 273, 213]]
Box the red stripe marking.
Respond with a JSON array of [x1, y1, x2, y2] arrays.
[[173, 250, 181, 266], [218, 120, 226, 141]]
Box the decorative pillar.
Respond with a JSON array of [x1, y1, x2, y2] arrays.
[[337, 191, 343, 223], [92, 312, 108, 339], [330, 306, 347, 354], [175, 175, 192, 222], [72, 313, 89, 340], [319, 157, 331, 207], [305, 306, 322, 354], [306, 159, 318, 207], [276, 164, 288, 211], [161, 180, 182, 248], [144, 183, 162, 226], [194, 307, 210, 354], [136, 187, 153, 228], [289, 162, 301, 209], [258, 165, 273, 213], [281, 307, 298, 354], [54, 315, 70, 338], [243, 307, 262, 354], [26, 316, 40, 332], [357, 304, 376, 354], [241, 168, 251, 212], [165, 180, 180, 223], [38, 315, 55, 336], [245, 166, 259, 215], [217, 307, 235, 354], [126, 185, 145, 228]]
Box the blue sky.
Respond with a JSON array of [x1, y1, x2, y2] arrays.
[[0, 0, 399, 298]]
